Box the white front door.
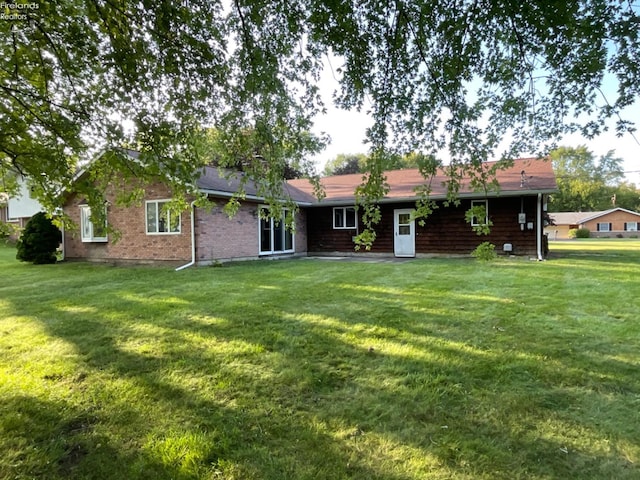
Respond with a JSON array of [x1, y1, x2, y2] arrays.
[[394, 209, 415, 257]]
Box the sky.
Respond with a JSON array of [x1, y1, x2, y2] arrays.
[[310, 67, 640, 185]]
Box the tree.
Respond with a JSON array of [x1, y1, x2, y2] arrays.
[[2, 1, 639, 247], [323, 154, 367, 176], [610, 182, 640, 212], [16, 212, 62, 264], [323, 151, 437, 176], [549, 145, 640, 212]]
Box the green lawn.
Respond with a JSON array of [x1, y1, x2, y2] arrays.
[[0, 240, 638, 479]]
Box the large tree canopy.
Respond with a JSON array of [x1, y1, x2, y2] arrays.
[[549, 145, 640, 212], [1, 1, 639, 241]]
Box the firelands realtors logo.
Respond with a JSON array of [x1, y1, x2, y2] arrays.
[[1, 2, 39, 21]]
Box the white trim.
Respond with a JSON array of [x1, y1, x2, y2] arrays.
[[258, 206, 295, 255], [145, 199, 181, 235], [536, 193, 543, 261], [393, 208, 416, 257], [333, 206, 358, 229], [79, 205, 108, 243]]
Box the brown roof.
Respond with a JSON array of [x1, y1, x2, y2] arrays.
[[287, 157, 557, 205]]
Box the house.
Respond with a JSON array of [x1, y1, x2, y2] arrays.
[[545, 208, 640, 239], [1, 175, 44, 237], [61, 156, 557, 266], [290, 157, 556, 259]]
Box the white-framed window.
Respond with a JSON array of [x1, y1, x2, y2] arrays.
[[470, 200, 489, 226], [597, 222, 611, 232], [259, 206, 294, 255], [146, 200, 181, 234], [333, 206, 357, 229], [624, 222, 637, 231], [80, 205, 108, 243]]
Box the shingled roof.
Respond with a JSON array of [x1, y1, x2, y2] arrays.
[[196, 166, 317, 204], [287, 157, 557, 206]]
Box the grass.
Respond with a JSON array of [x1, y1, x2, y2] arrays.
[[0, 240, 639, 479]]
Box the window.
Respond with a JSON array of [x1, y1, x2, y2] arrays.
[[259, 207, 294, 254], [470, 200, 489, 226], [80, 205, 108, 242], [333, 207, 357, 229], [624, 222, 637, 231], [597, 222, 611, 232], [146, 200, 181, 234]]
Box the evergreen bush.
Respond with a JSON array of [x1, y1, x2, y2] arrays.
[[16, 212, 62, 264]]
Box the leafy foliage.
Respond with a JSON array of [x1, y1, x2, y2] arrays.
[[0, 221, 19, 241], [1, 1, 639, 240], [465, 203, 493, 235], [549, 146, 640, 212], [569, 228, 591, 239], [322, 153, 367, 176], [470, 241, 497, 261], [15, 212, 62, 264], [322, 151, 436, 176]]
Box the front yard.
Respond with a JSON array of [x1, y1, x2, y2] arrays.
[[0, 241, 638, 479]]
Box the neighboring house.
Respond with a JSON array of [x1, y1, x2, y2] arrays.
[[1, 176, 44, 232], [546, 208, 640, 239], [61, 156, 557, 266]]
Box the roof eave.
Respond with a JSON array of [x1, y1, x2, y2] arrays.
[[304, 188, 558, 207], [198, 188, 313, 207]]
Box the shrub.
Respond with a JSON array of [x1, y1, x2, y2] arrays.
[[575, 228, 590, 238], [471, 241, 497, 261], [0, 221, 19, 242], [568, 228, 590, 239], [16, 212, 62, 264]]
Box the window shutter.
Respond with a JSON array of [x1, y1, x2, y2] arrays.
[[624, 222, 627, 231], [609, 223, 612, 231]]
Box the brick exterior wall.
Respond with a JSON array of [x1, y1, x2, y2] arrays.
[[63, 181, 309, 265], [194, 200, 307, 263], [63, 181, 192, 264], [195, 201, 258, 262]]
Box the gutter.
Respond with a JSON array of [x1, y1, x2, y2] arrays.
[[305, 189, 559, 208], [199, 188, 313, 207], [175, 201, 196, 271]]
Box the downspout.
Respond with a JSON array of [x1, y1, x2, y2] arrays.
[[175, 201, 196, 271], [59, 219, 65, 261], [536, 193, 543, 261]]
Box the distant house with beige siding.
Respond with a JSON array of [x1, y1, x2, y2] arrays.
[[546, 208, 640, 239]]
